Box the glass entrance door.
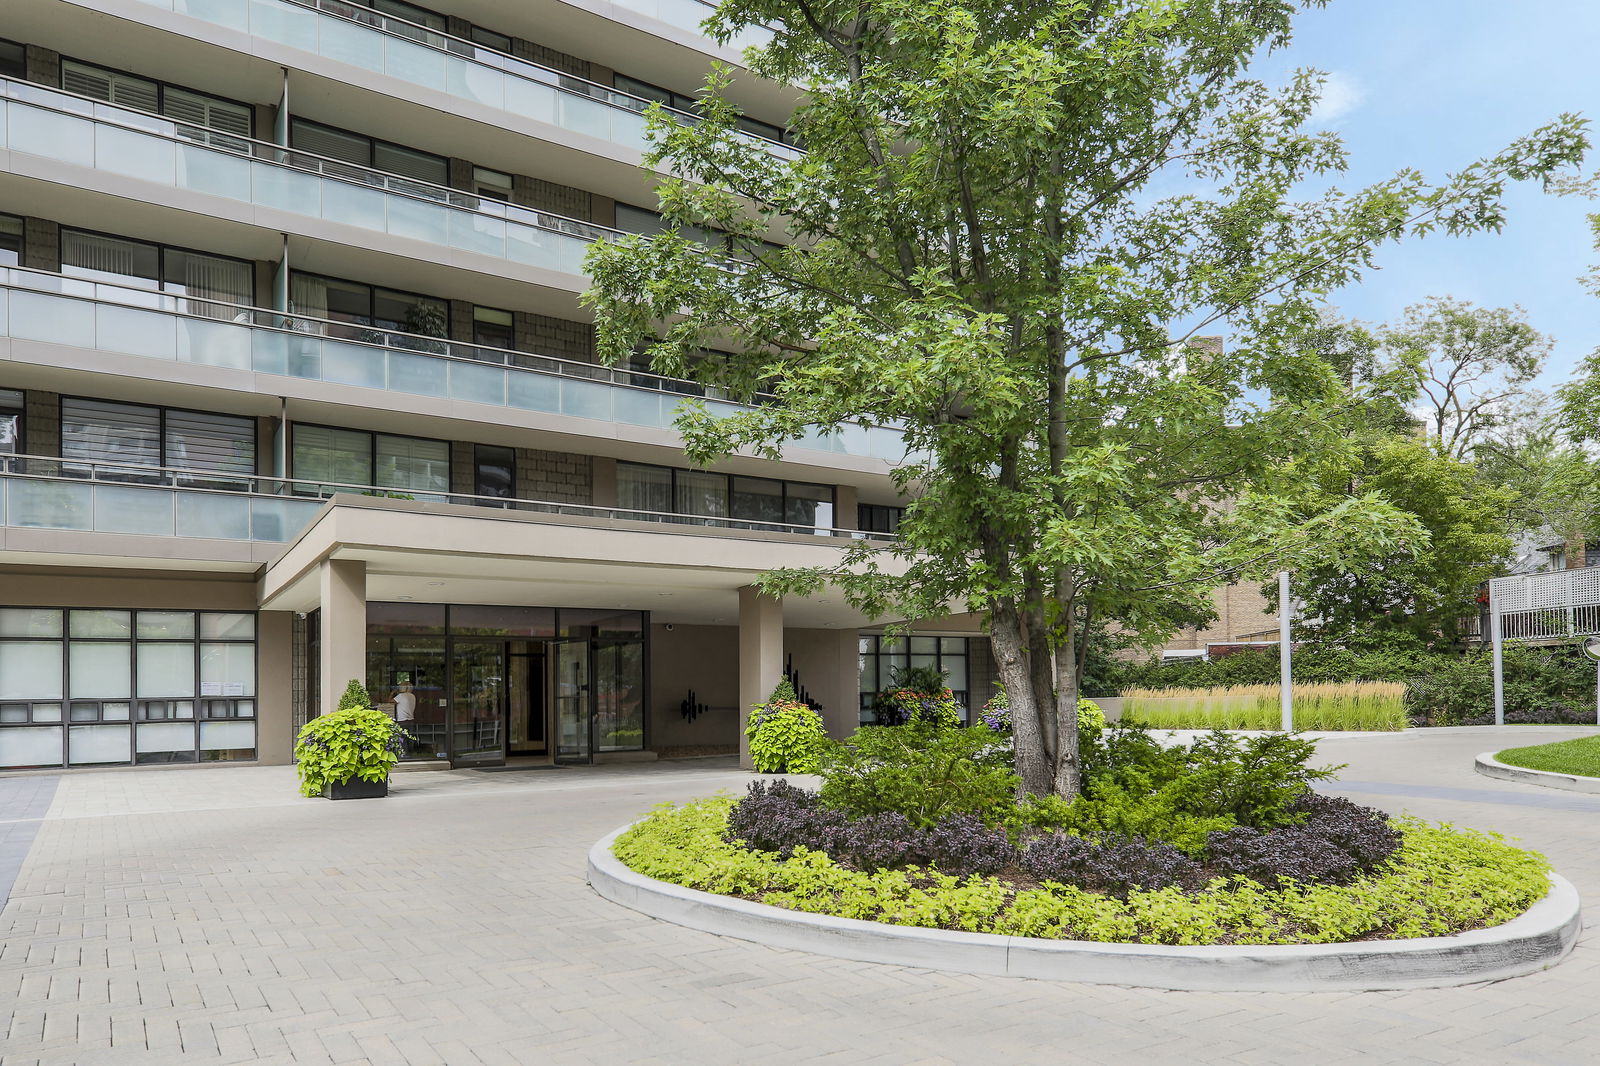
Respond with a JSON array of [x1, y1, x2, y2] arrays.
[[450, 640, 505, 765], [552, 639, 590, 763]]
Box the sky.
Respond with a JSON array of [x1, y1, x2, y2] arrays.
[[1247, 0, 1600, 392]]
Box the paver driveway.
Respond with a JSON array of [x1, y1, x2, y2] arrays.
[[2, 725, 1599, 1065]]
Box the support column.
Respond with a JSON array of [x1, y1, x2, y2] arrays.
[[827, 628, 860, 738], [738, 586, 783, 769], [257, 611, 296, 763], [318, 559, 367, 716]]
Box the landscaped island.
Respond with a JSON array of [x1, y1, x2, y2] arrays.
[[614, 716, 1551, 947], [1495, 735, 1600, 779]]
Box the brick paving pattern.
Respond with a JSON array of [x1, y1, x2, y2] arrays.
[[1, 727, 1598, 1065]]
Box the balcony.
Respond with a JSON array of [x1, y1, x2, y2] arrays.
[[601, 0, 774, 51], [0, 453, 896, 547], [108, 0, 800, 161], [1, 77, 610, 284], [0, 266, 907, 461]]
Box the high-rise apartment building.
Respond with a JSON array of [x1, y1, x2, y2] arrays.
[[0, 0, 993, 772]]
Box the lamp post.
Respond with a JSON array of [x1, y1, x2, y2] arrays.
[[1279, 571, 1292, 732]]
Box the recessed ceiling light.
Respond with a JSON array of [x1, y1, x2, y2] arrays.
[[426, 581, 445, 587], [396, 595, 414, 601]]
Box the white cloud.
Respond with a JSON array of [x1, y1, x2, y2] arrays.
[[1310, 71, 1365, 126]]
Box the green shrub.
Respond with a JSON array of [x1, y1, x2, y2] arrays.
[[336, 678, 372, 711], [294, 707, 407, 797], [1077, 697, 1107, 736], [818, 723, 1017, 828], [746, 679, 829, 774], [613, 796, 1552, 945], [1160, 731, 1338, 829]]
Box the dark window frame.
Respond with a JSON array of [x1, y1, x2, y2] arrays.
[[58, 393, 256, 477], [289, 420, 452, 496], [286, 269, 452, 336], [59, 225, 254, 303], [616, 460, 836, 531]]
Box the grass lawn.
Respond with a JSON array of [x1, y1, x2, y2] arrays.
[[1496, 736, 1600, 778]]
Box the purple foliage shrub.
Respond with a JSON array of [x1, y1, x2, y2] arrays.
[[1205, 793, 1401, 884], [1020, 832, 1200, 896]]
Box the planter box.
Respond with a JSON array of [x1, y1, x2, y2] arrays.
[[323, 777, 389, 800]]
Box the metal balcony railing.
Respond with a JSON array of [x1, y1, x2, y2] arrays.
[[0, 453, 895, 544], [113, 0, 801, 160]]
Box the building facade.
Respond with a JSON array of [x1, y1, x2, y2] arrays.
[[0, 0, 991, 772]]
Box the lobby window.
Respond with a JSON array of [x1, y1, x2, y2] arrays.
[[0, 388, 22, 455], [61, 229, 253, 314], [0, 39, 24, 80], [60, 398, 254, 480], [292, 424, 450, 499], [0, 608, 257, 770], [617, 462, 835, 532], [290, 117, 449, 186], [858, 634, 970, 725], [60, 58, 253, 136], [288, 271, 449, 339]]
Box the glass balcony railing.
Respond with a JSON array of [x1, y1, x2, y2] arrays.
[[114, 0, 801, 161], [0, 266, 909, 462], [0, 454, 896, 545], [0, 78, 612, 280]]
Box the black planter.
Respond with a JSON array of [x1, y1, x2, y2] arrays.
[[324, 777, 389, 800]]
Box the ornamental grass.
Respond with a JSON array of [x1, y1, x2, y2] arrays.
[[1122, 682, 1407, 731]]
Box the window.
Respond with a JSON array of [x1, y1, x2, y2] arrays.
[[615, 73, 793, 145], [858, 503, 904, 535], [468, 26, 513, 54], [288, 272, 449, 340], [61, 229, 252, 313], [60, 58, 252, 136], [292, 424, 449, 499], [617, 462, 835, 533], [474, 445, 515, 502], [60, 398, 254, 479], [858, 634, 970, 725], [0, 39, 24, 80], [472, 306, 514, 350], [473, 167, 514, 202], [0, 608, 256, 769], [0, 388, 22, 456], [289, 117, 449, 186], [0, 212, 21, 267]]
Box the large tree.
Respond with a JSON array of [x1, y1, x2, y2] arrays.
[[583, 0, 1586, 797]]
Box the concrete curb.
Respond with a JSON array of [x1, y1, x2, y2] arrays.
[[587, 826, 1581, 992], [1477, 751, 1600, 795]]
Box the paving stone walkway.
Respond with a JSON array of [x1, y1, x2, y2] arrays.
[[2, 726, 1599, 1065]]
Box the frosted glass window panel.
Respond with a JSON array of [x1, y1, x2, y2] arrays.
[[941, 638, 968, 656], [942, 657, 968, 691], [70, 642, 132, 698], [137, 721, 196, 754], [69, 724, 130, 764], [136, 643, 196, 698], [200, 720, 255, 751], [0, 726, 62, 768], [137, 611, 196, 640], [70, 609, 132, 638], [375, 434, 449, 495], [0, 642, 64, 699], [200, 613, 255, 640], [103, 702, 131, 722], [0, 608, 63, 638], [201, 643, 255, 696], [32, 704, 62, 723]]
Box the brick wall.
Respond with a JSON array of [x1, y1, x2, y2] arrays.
[[24, 391, 59, 455], [22, 218, 59, 273], [515, 449, 592, 504], [450, 442, 475, 495], [1150, 580, 1281, 654], [514, 313, 595, 362], [510, 40, 591, 80], [24, 45, 60, 86], [512, 175, 594, 221]]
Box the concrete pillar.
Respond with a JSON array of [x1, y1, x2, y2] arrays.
[[828, 628, 860, 737], [833, 484, 858, 531], [257, 611, 296, 763], [737, 586, 783, 769], [318, 559, 367, 716]]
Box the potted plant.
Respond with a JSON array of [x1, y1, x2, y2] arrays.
[[294, 679, 410, 799]]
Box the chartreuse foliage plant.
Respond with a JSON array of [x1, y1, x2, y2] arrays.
[[337, 678, 372, 711], [294, 705, 407, 797], [746, 678, 829, 773], [614, 796, 1549, 946]]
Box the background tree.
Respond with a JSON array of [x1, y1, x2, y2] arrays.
[[584, 0, 1586, 797], [1382, 298, 1553, 461], [1279, 436, 1513, 647]]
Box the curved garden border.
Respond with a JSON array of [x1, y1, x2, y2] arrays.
[[587, 825, 1580, 992], [1476, 751, 1600, 795]]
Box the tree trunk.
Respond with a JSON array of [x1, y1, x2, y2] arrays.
[[1051, 607, 1082, 799], [988, 603, 1052, 796]]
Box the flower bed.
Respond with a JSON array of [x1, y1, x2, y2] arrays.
[[613, 794, 1550, 946]]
